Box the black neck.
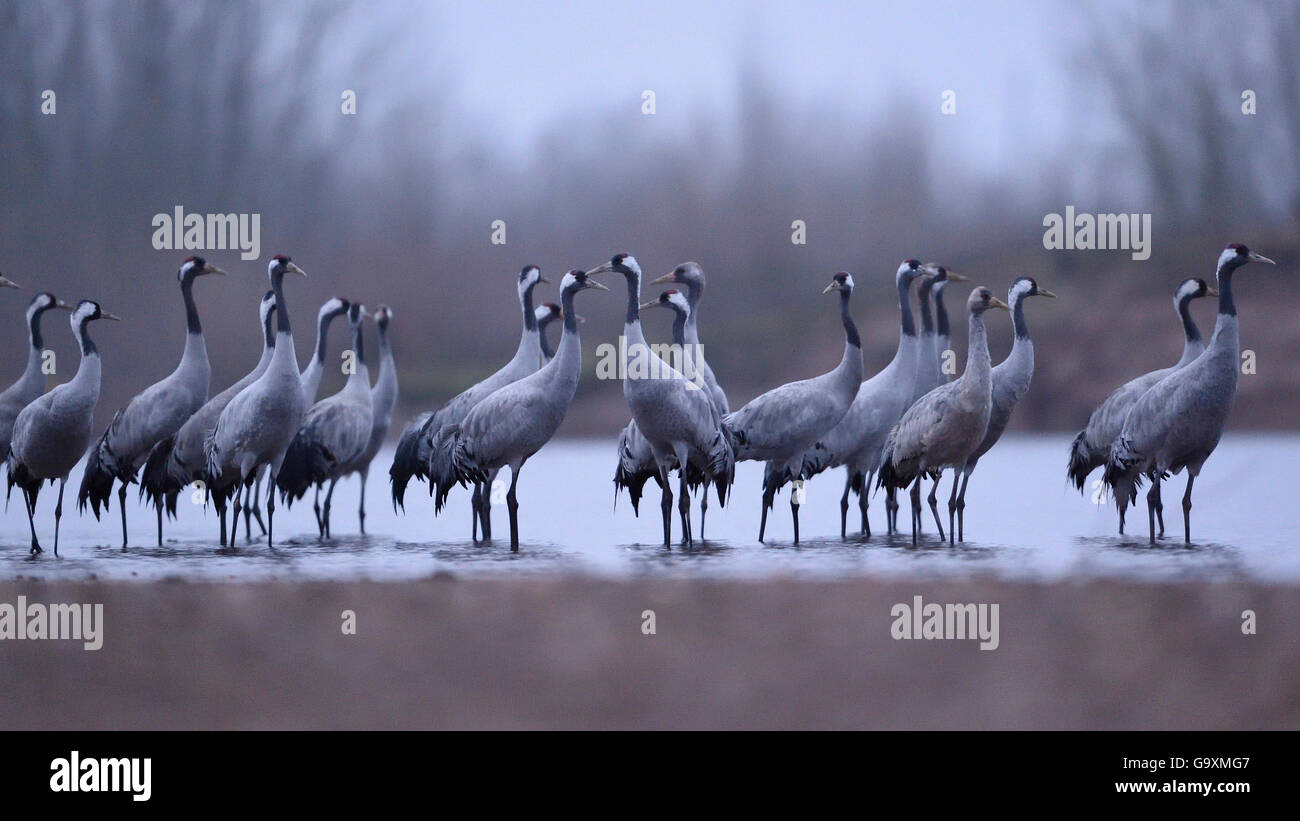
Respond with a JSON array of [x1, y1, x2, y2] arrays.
[[672, 310, 687, 345], [273, 272, 291, 334], [897, 276, 916, 337], [351, 319, 365, 367], [78, 320, 96, 356], [315, 311, 333, 363], [917, 281, 935, 333], [840, 289, 860, 349], [1217, 265, 1237, 317], [378, 318, 391, 354], [29, 308, 44, 351], [935, 286, 950, 338], [181, 276, 201, 335], [522, 283, 538, 331], [563, 288, 580, 335], [539, 322, 555, 359], [262, 310, 276, 348], [1177, 295, 1201, 343], [1012, 294, 1029, 340], [624, 274, 640, 324]]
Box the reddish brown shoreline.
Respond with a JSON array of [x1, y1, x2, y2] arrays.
[[0, 577, 1294, 730]]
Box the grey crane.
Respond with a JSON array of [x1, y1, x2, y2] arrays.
[[7, 301, 120, 555], [447, 269, 607, 550], [2, 292, 74, 466], [536, 302, 563, 362], [588, 254, 734, 547], [244, 296, 349, 540], [335, 304, 400, 535], [613, 289, 720, 533], [1067, 277, 1216, 525], [650, 262, 729, 415], [78, 257, 225, 548], [878, 287, 1009, 546], [933, 274, 957, 383], [799, 259, 926, 538], [1104, 244, 1275, 544], [390, 265, 547, 542], [0, 274, 18, 290], [948, 277, 1055, 541], [278, 302, 373, 539], [203, 255, 309, 548], [141, 290, 278, 546], [726, 271, 863, 544]]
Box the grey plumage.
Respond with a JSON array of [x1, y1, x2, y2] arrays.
[[1103, 244, 1276, 544], [726, 271, 862, 544], [1067, 277, 1214, 495], [299, 297, 350, 405], [800, 259, 924, 538], [949, 277, 1056, 540], [278, 302, 373, 539], [391, 266, 546, 543], [340, 304, 400, 535], [650, 262, 729, 415], [2, 292, 73, 466], [535, 302, 563, 362], [878, 287, 1008, 545], [203, 255, 309, 548], [590, 254, 734, 547], [141, 291, 277, 545], [78, 257, 224, 547], [449, 269, 607, 550], [7, 300, 119, 556]]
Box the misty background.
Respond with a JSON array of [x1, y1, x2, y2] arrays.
[[1, 0, 1297, 438]]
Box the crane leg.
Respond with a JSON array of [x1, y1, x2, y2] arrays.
[[24, 485, 41, 555], [118, 482, 129, 550], [678, 472, 693, 547], [1153, 477, 1165, 538], [155, 498, 163, 547], [909, 476, 922, 547], [948, 471, 962, 545], [1145, 475, 1161, 545], [1181, 474, 1195, 544], [248, 473, 267, 538], [789, 492, 801, 545], [242, 482, 252, 542], [232, 487, 242, 545], [758, 473, 776, 543], [1117, 495, 1127, 536], [858, 470, 872, 538], [54, 479, 65, 557], [954, 468, 970, 543], [506, 467, 522, 551], [659, 466, 674, 548], [470, 482, 482, 543], [839, 474, 851, 539], [219, 501, 228, 548], [927, 473, 946, 542], [265, 475, 276, 548], [481, 470, 496, 540], [885, 487, 898, 534], [312, 485, 324, 540], [358, 469, 367, 536], [323, 477, 339, 540]]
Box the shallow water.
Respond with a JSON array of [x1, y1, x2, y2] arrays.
[[1, 434, 1296, 583]]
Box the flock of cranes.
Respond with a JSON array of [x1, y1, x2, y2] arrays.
[[0, 242, 1277, 555]]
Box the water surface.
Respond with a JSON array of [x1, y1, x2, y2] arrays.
[[1, 435, 1296, 583]]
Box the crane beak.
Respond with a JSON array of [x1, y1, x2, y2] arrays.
[[822, 282, 841, 294], [584, 279, 610, 292], [946, 272, 970, 283], [0, 275, 19, 289], [538, 276, 551, 285], [1249, 252, 1276, 265], [55, 300, 76, 311], [650, 271, 677, 285], [1036, 288, 1057, 299], [101, 311, 122, 322], [639, 299, 664, 310], [203, 262, 227, 277], [1207, 287, 1220, 297], [585, 262, 614, 277], [286, 262, 308, 277], [990, 297, 1011, 311]]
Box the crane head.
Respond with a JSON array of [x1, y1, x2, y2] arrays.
[[1219, 244, 1275, 273], [823, 271, 855, 295], [968, 287, 1009, 314]]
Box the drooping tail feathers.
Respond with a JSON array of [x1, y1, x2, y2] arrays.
[[1066, 429, 1104, 492], [1101, 434, 1144, 512], [276, 429, 336, 506], [139, 435, 183, 519], [389, 411, 432, 511], [704, 427, 734, 506], [77, 425, 124, 519], [427, 424, 463, 512]]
